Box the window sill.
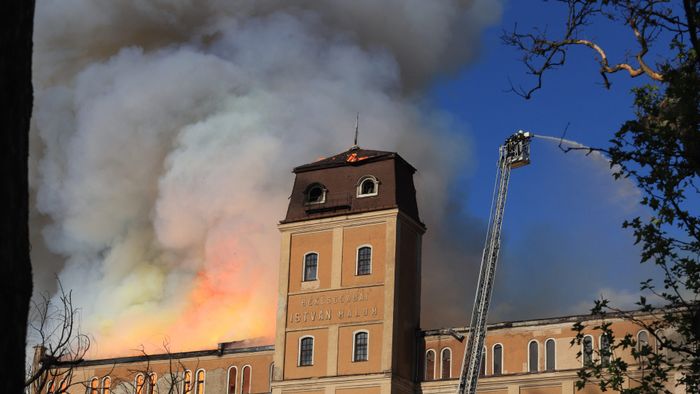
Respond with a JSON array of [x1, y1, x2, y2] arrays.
[[301, 280, 320, 290]]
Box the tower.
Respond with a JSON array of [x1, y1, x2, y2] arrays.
[[271, 146, 425, 394]]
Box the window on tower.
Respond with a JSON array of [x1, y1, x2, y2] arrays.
[[353, 331, 369, 362], [299, 336, 314, 366], [303, 252, 318, 281], [357, 176, 378, 197], [356, 246, 372, 275], [306, 183, 326, 204]]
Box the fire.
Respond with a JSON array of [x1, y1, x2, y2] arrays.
[[86, 234, 277, 358], [346, 153, 369, 163]]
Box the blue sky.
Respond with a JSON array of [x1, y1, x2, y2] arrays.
[[425, 1, 666, 321]]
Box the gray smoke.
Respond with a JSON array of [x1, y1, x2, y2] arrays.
[[30, 0, 502, 355]]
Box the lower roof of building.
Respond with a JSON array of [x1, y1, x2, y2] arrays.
[[65, 309, 651, 367]]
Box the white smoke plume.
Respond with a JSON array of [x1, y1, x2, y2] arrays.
[[30, 0, 502, 356]]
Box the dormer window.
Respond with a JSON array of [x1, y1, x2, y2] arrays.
[[306, 183, 326, 204], [357, 176, 378, 197]]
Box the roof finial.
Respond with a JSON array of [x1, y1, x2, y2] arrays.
[[353, 113, 360, 149]]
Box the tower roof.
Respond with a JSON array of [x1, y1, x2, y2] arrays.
[[293, 146, 416, 173], [283, 146, 422, 225]]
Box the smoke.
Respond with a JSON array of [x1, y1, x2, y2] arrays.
[[30, 0, 502, 355]]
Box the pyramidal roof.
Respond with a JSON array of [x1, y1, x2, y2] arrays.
[[293, 146, 414, 173]]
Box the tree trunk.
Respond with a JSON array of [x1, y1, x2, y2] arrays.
[[0, 1, 36, 393]]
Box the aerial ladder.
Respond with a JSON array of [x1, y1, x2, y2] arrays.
[[456, 130, 533, 394]]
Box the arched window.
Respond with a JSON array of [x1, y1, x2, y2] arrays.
[[241, 365, 251, 394], [356, 246, 372, 275], [182, 370, 192, 394], [102, 377, 111, 394], [493, 344, 503, 375], [135, 374, 145, 394], [353, 331, 369, 362], [303, 252, 318, 281], [479, 346, 486, 377], [268, 363, 274, 392], [147, 373, 157, 394], [637, 330, 649, 352], [306, 183, 326, 204], [600, 334, 612, 367], [59, 376, 69, 393], [528, 341, 539, 372], [637, 330, 650, 368], [299, 336, 314, 366], [357, 176, 378, 197], [582, 335, 594, 366], [425, 349, 436, 381], [226, 367, 237, 394], [194, 370, 205, 394], [90, 377, 99, 394], [441, 348, 452, 379], [545, 339, 556, 371]]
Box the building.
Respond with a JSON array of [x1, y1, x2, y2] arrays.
[[40, 146, 678, 394]]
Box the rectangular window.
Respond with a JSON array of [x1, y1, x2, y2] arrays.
[[303, 253, 318, 281], [357, 247, 371, 275], [300, 337, 314, 366], [354, 332, 368, 361]]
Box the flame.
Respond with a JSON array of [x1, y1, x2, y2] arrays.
[[346, 153, 369, 163], [87, 234, 276, 357]]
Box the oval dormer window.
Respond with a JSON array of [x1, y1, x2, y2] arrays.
[[306, 183, 326, 204], [357, 176, 378, 197]]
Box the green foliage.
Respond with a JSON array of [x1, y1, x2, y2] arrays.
[[506, 0, 699, 392]]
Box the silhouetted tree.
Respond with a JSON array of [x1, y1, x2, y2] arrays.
[[1, 0, 36, 393], [504, 1, 699, 392], [25, 284, 90, 394]]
